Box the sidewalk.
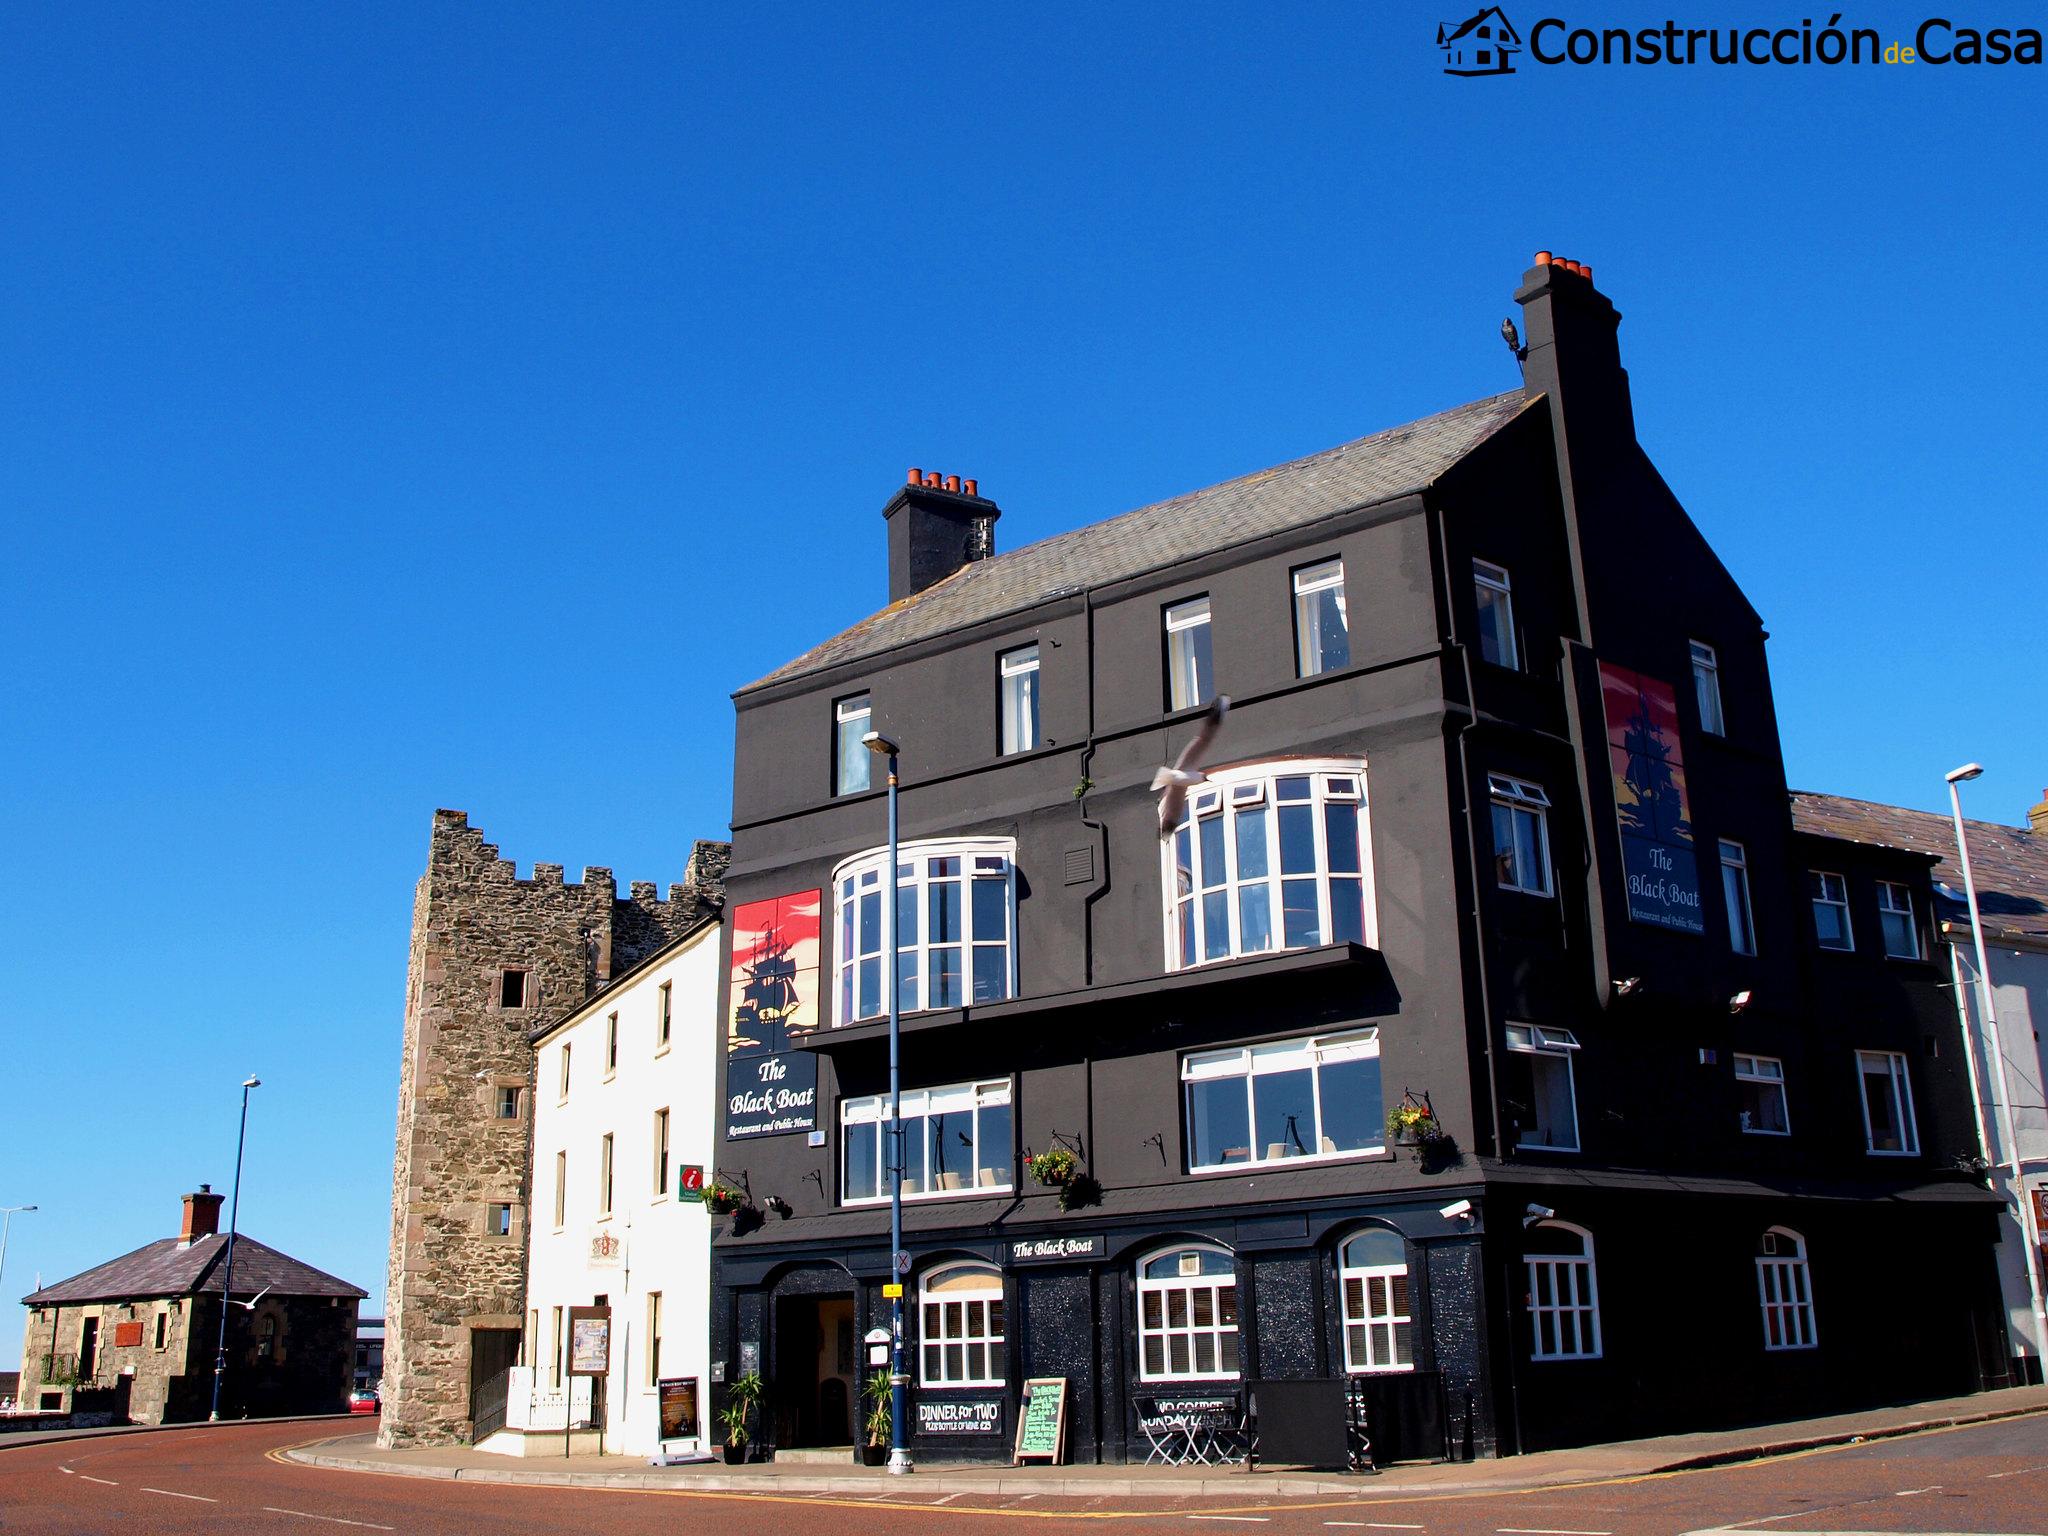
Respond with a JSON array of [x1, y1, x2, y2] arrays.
[[286, 1385, 2048, 1499]]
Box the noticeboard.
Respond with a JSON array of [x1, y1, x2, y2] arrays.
[[1012, 1377, 1068, 1464], [658, 1376, 701, 1442], [568, 1306, 611, 1376]]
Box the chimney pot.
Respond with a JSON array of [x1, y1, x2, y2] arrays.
[[907, 467, 922, 485], [1534, 250, 1553, 266], [1580, 264, 1594, 283], [963, 478, 977, 497], [943, 474, 960, 493], [2028, 788, 2048, 838], [924, 471, 941, 487]]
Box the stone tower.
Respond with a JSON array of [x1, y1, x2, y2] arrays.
[[380, 809, 727, 1446]]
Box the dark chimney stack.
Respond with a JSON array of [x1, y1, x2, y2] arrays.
[[2028, 788, 2048, 838], [181, 1184, 223, 1244], [882, 469, 1001, 602]]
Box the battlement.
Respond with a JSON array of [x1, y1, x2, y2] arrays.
[[424, 810, 726, 918]]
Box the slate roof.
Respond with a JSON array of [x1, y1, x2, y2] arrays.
[[22, 1233, 366, 1307], [1789, 790, 2048, 942], [746, 390, 1540, 691]]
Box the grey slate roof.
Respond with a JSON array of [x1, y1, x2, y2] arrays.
[[22, 1233, 367, 1307], [747, 390, 1540, 691], [1789, 791, 2048, 941]]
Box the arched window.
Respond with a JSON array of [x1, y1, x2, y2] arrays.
[[1524, 1221, 1601, 1360], [919, 1264, 1006, 1387], [1163, 761, 1375, 970], [834, 838, 1017, 1024], [1137, 1245, 1239, 1382], [1339, 1227, 1414, 1373], [1756, 1227, 1817, 1351]]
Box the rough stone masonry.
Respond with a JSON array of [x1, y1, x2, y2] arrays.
[[379, 809, 727, 1446]]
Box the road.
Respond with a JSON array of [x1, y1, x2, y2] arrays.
[[2, 1414, 2046, 1536]]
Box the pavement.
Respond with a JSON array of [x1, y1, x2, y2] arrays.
[[280, 1384, 2048, 1498]]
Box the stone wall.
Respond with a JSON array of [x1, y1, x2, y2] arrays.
[[379, 809, 725, 1446]]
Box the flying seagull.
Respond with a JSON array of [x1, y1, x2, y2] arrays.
[[1152, 696, 1231, 835]]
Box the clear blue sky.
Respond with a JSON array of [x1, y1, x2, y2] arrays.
[[4, 4, 2043, 1367]]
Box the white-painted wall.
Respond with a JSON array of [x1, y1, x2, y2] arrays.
[[523, 920, 720, 1457]]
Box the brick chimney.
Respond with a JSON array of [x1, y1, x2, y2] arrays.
[[180, 1184, 223, 1245], [2029, 787, 2048, 837], [882, 470, 1000, 602]]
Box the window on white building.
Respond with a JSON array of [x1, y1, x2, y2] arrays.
[[657, 981, 673, 1049], [1857, 1050, 1918, 1155], [1137, 1245, 1239, 1382], [1292, 559, 1350, 678], [1878, 881, 1920, 959], [653, 1107, 670, 1196], [598, 1132, 614, 1216], [1735, 1053, 1790, 1136], [553, 1150, 566, 1228], [558, 1043, 572, 1102], [1165, 597, 1214, 711], [1505, 1025, 1580, 1152], [1164, 761, 1373, 969], [835, 839, 1016, 1023], [842, 1079, 1013, 1203], [1182, 1030, 1384, 1171], [647, 1291, 664, 1386], [999, 644, 1040, 755], [1489, 775, 1553, 896], [1720, 839, 1756, 956], [1338, 1227, 1414, 1374], [919, 1264, 1007, 1387], [1811, 871, 1853, 951], [605, 1011, 619, 1077], [1474, 560, 1518, 670], [550, 1306, 564, 1388], [1756, 1228, 1817, 1350], [1691, 639, 1724, 735], [835, 693, 873, 796], [1525, 1221, 1602, 1360]]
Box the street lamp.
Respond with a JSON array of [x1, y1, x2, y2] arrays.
[[0, 1205, 37, 1306], [862, 728, 912, 1475], [209, 1075, 262, 1422], [1944, 765, 2048, 1374]]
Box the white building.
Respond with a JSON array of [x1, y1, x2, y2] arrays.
[[488, 914, 721, 1458]]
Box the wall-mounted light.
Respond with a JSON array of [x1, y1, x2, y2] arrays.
[[766, 1196, 793, 1219], [1729, 990, 1753, 1014]]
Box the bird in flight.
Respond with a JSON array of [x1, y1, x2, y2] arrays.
[[1152, 696, 1231, 835]]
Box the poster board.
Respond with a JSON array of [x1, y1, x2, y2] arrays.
[[567, 1306, 611, 1376], [1012, 1377, 1068, 1464], [650, 1375, 709, 1463]]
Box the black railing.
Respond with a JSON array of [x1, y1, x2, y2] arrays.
[[471, 1370, 510, 1443]]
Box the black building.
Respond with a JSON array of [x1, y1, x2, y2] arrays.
[[710, 254, 2008, 1463]]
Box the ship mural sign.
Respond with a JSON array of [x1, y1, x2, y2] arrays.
[[1598, 663, 1705, 934], [727, 891, 821, 1056]]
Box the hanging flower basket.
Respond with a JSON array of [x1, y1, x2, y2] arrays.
[[704, 1184, 745, 1216], [1386, 1105, 1441, 1148], [1029, 1147, 1078, 1187]]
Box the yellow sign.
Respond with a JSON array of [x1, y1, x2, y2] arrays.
[[882, 1283, 904, 1299]]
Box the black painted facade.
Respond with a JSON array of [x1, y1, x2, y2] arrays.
[[709, 257, 2008, 1463]]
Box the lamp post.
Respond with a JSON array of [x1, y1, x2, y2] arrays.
[[209, 1075, 262, 1422], [1945, 764, 2048, 1371], [862, 728, 912, 1475], [0, 1205, 36, 1308]]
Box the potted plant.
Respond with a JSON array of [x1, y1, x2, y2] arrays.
[[861, 1370, 892, 1466], [1386, 1103, 1440, 1148], [721, 1371, 764, 1463], [704, 1183, 745, 1216], [1028, 1147, 1077, 1187]]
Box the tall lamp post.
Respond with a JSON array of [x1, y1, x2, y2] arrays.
[[0, 1205, 36, 1307], [209, 1075, 262, 1422], [862, 728, 913, 1475], [1945, 764, 2048, 1373]]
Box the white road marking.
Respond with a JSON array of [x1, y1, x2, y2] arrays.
[[142, 1487, 218, 1502], [262, 1507, 397, 1531], [1893, 1486, 1941, 1496], [80, 1475, 120, 1487], [1497, 1529, 1612, 1535], [932, 1493, 961, 1505], [1987, 1463, 2048, 1479], [1188, 1520, 1272, 1526], [58, 1466, 73, 1475]]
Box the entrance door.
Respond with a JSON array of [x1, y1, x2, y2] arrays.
[[773, 1296, 855, 1447], [469, 1328, 521, 1440]]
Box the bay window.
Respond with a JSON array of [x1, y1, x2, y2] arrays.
[[1183, 1029, 1384, 1171], [842, 1079, 1013, 1203], [1164, 760, 1374, 969], [835, 838, 1016, 1023], [1137, 1245, 1239, 1381]]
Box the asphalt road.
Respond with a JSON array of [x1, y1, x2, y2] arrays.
[[3, 1414, 2046, 1536]]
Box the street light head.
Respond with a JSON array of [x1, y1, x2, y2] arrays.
[[1946, 763, 1985, 784], [861, 729, 901, 759], [242, 1076, 262, 1089]]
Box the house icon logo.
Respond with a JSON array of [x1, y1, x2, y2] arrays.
[[1437, 6, 1522, 75]]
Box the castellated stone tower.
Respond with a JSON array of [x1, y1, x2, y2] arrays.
[[380, 809, 728, 1447]]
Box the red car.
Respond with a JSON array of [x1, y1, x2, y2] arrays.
[[347, 1388, 380, 1415]]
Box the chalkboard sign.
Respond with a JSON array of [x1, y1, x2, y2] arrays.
[[1012, 1377, 1068, 1464]]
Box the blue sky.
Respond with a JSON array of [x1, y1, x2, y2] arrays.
[[3, 3, 2043, 1367]]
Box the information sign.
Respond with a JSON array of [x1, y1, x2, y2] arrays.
[[1012, 1377, 1068, 1464]]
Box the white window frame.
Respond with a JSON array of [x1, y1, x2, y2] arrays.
[[557, 1043, 571, 1103], [1338, 1227, 1415, 1375], [1161, 758, 1376, 970], [834, 837, 1018, 1025], [553, 1149, 566, 1228], [1734, 1053, 1790, 1136], [1691, 639, 1725, 735], [1756, 1228, 1817, 1351], [840, 1078, 1013, 1205], [647, 1291, 664, 1387], [1877, 881, 1920, 960], [652, 1107, 670, 1197], [1489, 774, 1553, 897], [1720, 838, 1756, 956], [1856, 1050, 1919, 1156], [495, 1084, 522, 1120], [1182, 1029, 1385, 1172], [999, 644, 1040, 756], [1525, 1221, 1602, 1361], [1811, 870, 1853, 951], [657, 981, 673, 1051], [1505, 1024, 1580, 1153], [834, 693, 873, 797], [1474, 559, 1519, 670], [605, 1011, 619, 1078], [1136, 1244, 1240, 1383], [1165, 596, 1213, 712], [598, 1132, 614, 1216], [1292, 558, 1350, 678], [918, 1263, 1007, 1387]]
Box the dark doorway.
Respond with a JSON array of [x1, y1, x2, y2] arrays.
[[77, 1317, 99, 1383], [773, 1295, 855, 1448], [469, 1327, 521, 1438]]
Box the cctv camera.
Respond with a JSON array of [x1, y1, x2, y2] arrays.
[[1439, 1199, 1474, 1220], [1522, 1202, 1555, 1227]]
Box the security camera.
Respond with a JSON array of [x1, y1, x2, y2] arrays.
[[1439, 1199, 1474, 1220], [1522, 1202, 1555, 1227]]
